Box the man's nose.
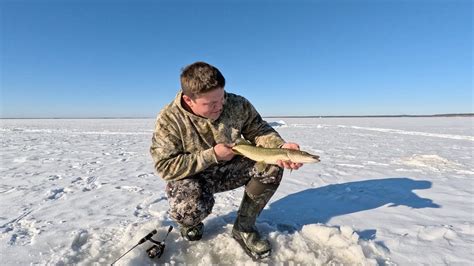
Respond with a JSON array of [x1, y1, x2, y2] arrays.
[[215, 100, 224, 109], [214, 104, 222, 111]]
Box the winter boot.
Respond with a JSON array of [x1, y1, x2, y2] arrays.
[[180, 222, 204, 241], [232, 179, 278, 260]]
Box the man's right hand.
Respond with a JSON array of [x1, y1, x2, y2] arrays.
[[214, 143, 235, 161]]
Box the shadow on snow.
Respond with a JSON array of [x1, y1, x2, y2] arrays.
[[259, 177, 440, 234]]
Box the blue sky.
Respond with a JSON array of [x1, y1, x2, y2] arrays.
[[1, 0, 472, 118]]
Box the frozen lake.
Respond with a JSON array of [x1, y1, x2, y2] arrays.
[[1, 117, 473, 265]]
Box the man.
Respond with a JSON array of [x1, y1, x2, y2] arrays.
[[150, 61, 302, 260]]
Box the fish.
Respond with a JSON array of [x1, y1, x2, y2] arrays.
[[231, 139, 320, 171]]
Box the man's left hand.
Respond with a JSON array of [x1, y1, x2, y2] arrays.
[[277, 142, 303, 170]]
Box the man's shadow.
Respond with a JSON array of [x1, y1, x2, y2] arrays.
[[205, 177, 440, 241], [258, 177, 440, 233]]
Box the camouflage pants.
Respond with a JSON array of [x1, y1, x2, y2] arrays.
[[166, 156, 283, 227]]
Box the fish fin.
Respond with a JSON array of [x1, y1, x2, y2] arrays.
[[255, 161, 267, 173]]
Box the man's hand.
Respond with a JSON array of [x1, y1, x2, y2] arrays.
[[214, 143, 235, 161], [277, 142, 303, 170]]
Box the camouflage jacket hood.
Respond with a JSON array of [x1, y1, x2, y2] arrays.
[[150, 90, 285, 181]]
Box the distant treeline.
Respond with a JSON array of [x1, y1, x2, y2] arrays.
[[264, 113, 474, 118], [2, 113, 473, 119]]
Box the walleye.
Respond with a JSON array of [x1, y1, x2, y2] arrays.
[[232, 139, 320, 171]]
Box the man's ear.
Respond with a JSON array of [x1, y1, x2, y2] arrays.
[[182, 94, 194, 107]]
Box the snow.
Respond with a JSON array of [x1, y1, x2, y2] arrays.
[[1, 117, 473, 265]]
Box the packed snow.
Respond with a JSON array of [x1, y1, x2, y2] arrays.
[[1, 117, 473, 265]]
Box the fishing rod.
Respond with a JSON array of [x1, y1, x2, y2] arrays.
[[111, 225, 173, 265]]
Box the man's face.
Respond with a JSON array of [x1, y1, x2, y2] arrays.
[[183, 88, 226, 120]]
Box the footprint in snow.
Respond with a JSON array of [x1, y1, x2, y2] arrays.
[[7, 219, 40, 246], [133, 204, 150, 218], [71, 229, 89, 251], [71, 177, 82, 183], [114, 185, 144, 193], [417, 225, 457, 241], [82, 176, 101, 191], [45, 188, 65, 200], [47, 175, 61, 181], [137, 173, 153, 178]]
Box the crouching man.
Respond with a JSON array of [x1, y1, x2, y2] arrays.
[[150, 61, 301, 259]]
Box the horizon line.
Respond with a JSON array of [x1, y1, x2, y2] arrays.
[[0, 113, 473, 119]]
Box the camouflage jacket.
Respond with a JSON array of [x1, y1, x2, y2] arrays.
[[150, 91, 285, 181]]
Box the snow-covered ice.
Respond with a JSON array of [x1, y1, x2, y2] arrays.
[[1, 117, 473, 265]]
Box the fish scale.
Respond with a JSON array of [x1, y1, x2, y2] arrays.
[[231, 139, 320, 165]]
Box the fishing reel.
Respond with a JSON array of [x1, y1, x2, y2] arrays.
[[111, 225, 173, 265], [146, 238, 166, 258]]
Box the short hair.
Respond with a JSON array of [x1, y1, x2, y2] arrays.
[[180, 62, 225, 98]]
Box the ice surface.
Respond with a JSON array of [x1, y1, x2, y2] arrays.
[[0, 117, 472, 265]]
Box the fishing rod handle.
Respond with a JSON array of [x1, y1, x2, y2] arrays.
[[138, 229, 158, 244]]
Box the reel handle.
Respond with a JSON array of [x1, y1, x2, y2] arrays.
[[163, 226, 173, 241]]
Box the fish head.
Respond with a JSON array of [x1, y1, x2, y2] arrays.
[[231, 145, 242, 155], [231, 143, 251, 155]]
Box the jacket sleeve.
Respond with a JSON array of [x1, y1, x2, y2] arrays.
[[150, 116, 218, 181], [241, 99, 286, 148]]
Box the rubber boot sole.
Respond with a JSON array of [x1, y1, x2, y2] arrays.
[[232, 232, 271, 261]]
